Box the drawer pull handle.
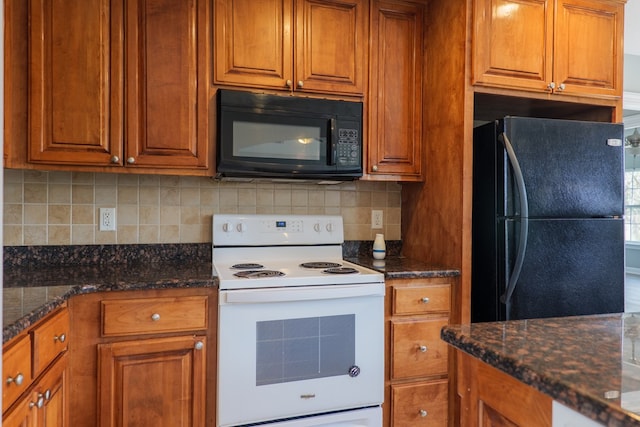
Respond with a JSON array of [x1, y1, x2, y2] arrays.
[[6, 373, 24, 386], [419, 409, 428, 417], [194, 341, 204, 350], [421, 297, 430, 304], [54, 333, 66, 343], [151, 313, 161, 321], [418, 345, 428, 353]]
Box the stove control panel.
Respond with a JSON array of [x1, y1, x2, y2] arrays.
[[213, 214, 344, 246]]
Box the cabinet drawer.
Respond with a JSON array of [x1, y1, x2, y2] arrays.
[[102, 296, 208, 336], [391, 318, 448, 379], [393, 283, 450, 315], [391, 380, 448, 426], [3, 334, 32, 413], [32, 308, 69, 378]]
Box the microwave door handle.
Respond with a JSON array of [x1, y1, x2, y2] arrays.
[[328, 118, 337, 166]]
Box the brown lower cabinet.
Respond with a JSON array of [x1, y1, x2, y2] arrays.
[[2, 307, 70, 427], [383, 277, 454, 426], [97, 335, 206, 426], [68, 288, 217, 427], [457, 351, 552, 427]]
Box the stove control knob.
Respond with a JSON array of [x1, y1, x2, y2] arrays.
[[314, 223, 321, 232], [326, 223, 334, 232], [236, 223, 246, 232], [222, 222, 232, 232], [348, 365, 360, 377]]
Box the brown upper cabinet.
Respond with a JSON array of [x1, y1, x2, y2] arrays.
[[214, 0, 367, 96], [367, 0, 424, 181], [472, 0, 625, 100], [23, 0, 210, 175]]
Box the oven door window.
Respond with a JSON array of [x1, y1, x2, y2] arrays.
[[256, 314, 355, 386]]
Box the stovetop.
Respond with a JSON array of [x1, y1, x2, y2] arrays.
[[212, 214, 384, 290]]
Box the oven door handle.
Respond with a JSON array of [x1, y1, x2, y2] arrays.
[[220, 284, 385, 304]]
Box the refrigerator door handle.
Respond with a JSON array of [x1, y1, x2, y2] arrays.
[[499, 131, 529, 310]]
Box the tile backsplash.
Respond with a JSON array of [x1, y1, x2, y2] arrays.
[[3, 170, 402, 246]]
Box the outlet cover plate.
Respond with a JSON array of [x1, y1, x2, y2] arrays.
[[100, 208, 116, 231]]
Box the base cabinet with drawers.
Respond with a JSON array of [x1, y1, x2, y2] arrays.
[[68, 288, 217, 427], [2, 307, 70, 427], [383, 277, 453, 427]]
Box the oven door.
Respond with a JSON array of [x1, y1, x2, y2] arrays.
[[217, 283, 385, 427]]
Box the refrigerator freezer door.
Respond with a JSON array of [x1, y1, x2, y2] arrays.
[[501, 117, 624, 218], [502, 218, 624, 321]]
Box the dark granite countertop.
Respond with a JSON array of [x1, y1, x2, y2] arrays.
[[442, 314, 640, 426], [3, 262, 217, 344], [346, 256, 460, 279], [2, 242, 458, 346]]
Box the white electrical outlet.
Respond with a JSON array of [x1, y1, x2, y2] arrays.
[[100, 208, 116, 231], [371, 210, 383, 229]]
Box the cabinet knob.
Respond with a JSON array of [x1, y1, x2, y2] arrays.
[[30, 396, 44, 409], [372, 165, 378, 172], [127, 157, 136, 164], [418, 345, 428, 353], [557, 83, 566, 91], [297, 80, 304, 88], [547, 82, 556, 90], [286, 79, 293, 88], [194, 341, 204, 350], [6, 373, 24, 386], [54, 333, 66, 343], [44, 389, 51, 400], [421, 297, 430, 304], [419, 409, 428, 417], [110, 155, 120, 164], [151, 313, 161, 321]]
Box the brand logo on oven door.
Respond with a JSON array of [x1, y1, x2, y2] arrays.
[[300, 394, 316, 400]]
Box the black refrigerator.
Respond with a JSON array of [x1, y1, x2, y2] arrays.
[[472, 116, 625, 322]]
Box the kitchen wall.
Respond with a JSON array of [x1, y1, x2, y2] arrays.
[[3, 169, 402, 246]]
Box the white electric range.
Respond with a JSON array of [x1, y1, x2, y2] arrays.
[[213, 214, 384, 427]]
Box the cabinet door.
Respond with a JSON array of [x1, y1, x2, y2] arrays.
[[28, 0, 124, 166], [125, 0, 210, 170], [472, 0, 553, 92], [368, 0, 423, 180], [553, 0, 624, 99], [2, 392, 38, 427], [294, 0, 366, 95], [214, 0, 293, 89], [98, 336, 206, 427], [39, 354, 69, 427]]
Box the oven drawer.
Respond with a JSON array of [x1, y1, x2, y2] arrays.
[[391, 380, 448, 426], [392, 283, 450, 315], [391, 318, 448, 379], [32, 308, 69, 377], [102, 296, 208, 336]]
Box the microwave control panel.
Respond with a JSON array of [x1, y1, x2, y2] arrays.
[[336, 128, 360, 166]]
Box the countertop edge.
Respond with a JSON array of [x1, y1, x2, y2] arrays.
[[3, 278, 217, 345], [441, 327, 640, 427]]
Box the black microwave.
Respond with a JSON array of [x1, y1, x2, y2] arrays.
[[216, 89, 363, 180]]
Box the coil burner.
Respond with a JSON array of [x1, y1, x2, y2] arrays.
[[323, 267, 359, 275], [300, 262, 342, 269], [233, 270, 285, 279], [232, 263, 265, 269]]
